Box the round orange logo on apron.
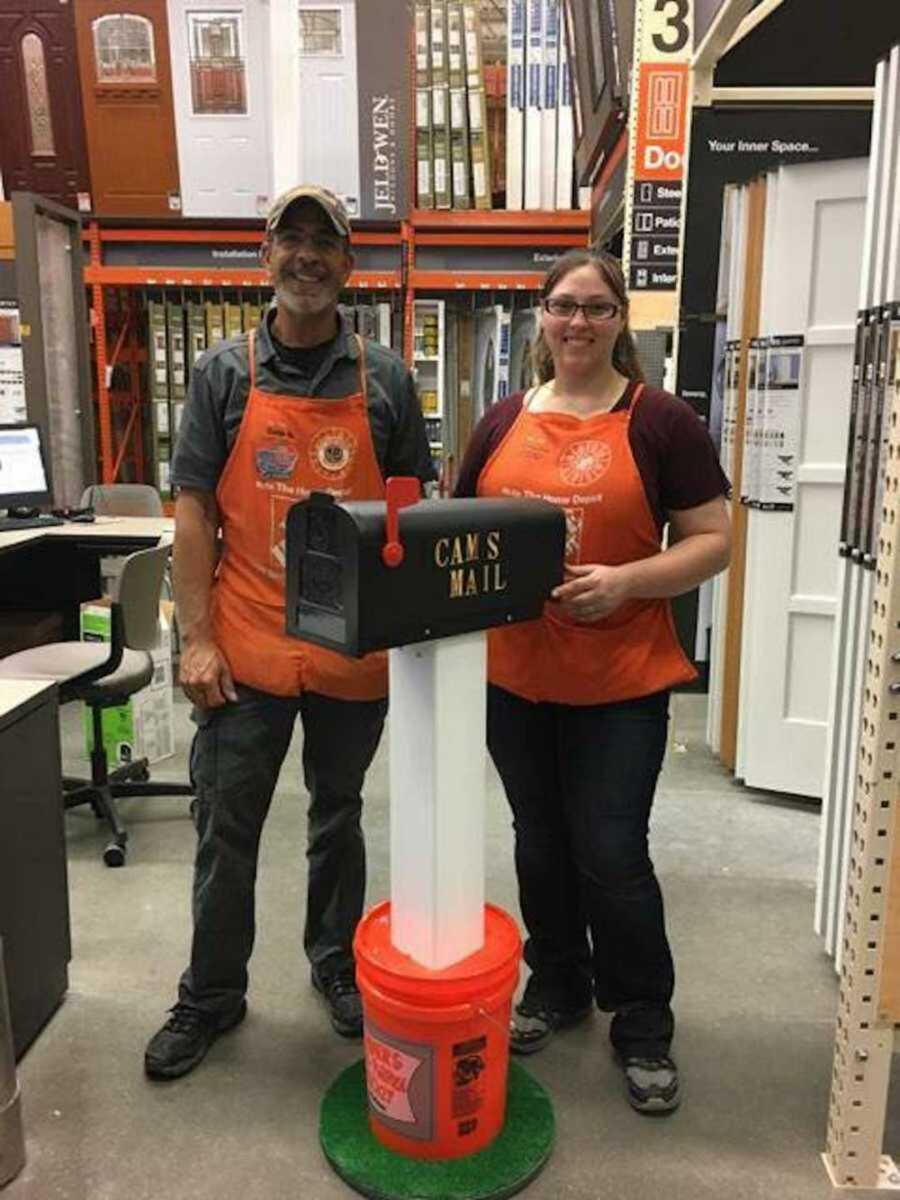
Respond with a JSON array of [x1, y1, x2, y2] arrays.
[[558, 440, 612, 487], [309, 427, 358, 479]]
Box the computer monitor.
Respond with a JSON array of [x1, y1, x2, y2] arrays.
[[0, 424, 52, 508]]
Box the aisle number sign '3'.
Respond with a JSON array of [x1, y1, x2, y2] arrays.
[[636, 0, 691, 181]]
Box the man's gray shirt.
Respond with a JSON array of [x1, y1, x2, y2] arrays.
[[171, 309, 437, 491]]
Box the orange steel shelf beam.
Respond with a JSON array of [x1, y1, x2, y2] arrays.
[[84, 266, 401, 289], [93, 228, 400, 246], [410, 209, 590, 231], [409, 271, 546, 290], [414, 232, 587, 247]]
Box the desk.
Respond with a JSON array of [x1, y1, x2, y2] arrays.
[[0, 680, 70, 1059], [0, 520, 174, 1055], [0, 517, 174, 643]]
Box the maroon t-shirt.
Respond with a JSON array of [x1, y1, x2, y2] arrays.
[[454, 381, 729, 536]]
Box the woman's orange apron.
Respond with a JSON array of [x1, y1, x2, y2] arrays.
[[477, 384, 696, 705], [211, 329, 388, 700]]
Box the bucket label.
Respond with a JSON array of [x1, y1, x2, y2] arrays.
[[364, 1021, 434, 1141], [452, 1034, 487, 1131]]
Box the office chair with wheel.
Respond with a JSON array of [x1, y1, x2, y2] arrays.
[[0, 543, 193, 867], [79, 482, 179, 656]]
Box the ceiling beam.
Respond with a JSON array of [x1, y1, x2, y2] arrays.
[[692, 0, 760, 106]]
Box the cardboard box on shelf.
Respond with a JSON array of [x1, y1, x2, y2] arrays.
[[415, 0, 431, 87], [148, 301, 169, 401], [80, 601, 175, 767]]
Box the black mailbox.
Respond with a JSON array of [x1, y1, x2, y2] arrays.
[[285, 487, 566, 656]]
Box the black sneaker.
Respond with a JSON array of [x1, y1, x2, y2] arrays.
[[144, 1001, 247, 1080], [617, 1054, 681, 1114], [311, 968, 363, 1038], [509, 994, 593, 1055]]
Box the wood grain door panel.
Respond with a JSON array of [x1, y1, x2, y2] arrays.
[[0, 4, 91, 209], [74, 0, 180, 216]]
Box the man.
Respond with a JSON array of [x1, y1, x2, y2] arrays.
[[144, 185, 435, 1080]]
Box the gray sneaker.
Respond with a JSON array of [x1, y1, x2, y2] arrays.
[[311, 968, 363, 1038], [617, 1054, 681, 1114], [144, 1001, 247, 1080], [509, 996, 593, 1055]]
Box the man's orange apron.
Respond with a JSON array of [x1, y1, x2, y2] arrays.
[[477, 384, 696, 705], [211, 329, 388, 700]]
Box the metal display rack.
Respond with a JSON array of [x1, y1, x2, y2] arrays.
[[82, 210, 589, 488], [823, 44, 900, 1190]]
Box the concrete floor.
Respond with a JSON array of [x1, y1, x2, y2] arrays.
[[5, 691, 896, 1200]]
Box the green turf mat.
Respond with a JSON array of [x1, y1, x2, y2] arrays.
[[320, 1059, 554, 1200]]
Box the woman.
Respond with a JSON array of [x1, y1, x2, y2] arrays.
[[455, 250, 730, 1114]]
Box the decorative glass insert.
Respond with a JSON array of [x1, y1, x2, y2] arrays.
[[188, 11, 246, 114], [92, 14, 156, 82], [299, 8, 342, 56], [22, 34, 55, 157]]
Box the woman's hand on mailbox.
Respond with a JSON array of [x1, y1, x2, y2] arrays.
[[179, 636, 239, 709], [551, 563, 631, 623]]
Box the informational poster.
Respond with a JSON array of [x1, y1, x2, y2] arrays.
[[865, 304, 900, 565], [856, 309, 888, 562], [625, 0, 693, 298], [846, 309, 880, 559], [839, 309, 868, 553], [0, 302, 25, 424], [720, 338, 739, 479], [757, 334, 803, 511], [741, 338, 761, 505]]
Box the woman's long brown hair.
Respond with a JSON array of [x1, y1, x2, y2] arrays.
[[532, 249, 645, 385]]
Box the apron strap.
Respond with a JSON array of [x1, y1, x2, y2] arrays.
[[355, 333, 368, 403], [248, 327, 256, 392], [629, 381, 646, 413]]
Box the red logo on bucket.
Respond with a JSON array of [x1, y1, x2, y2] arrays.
[[365, 1029, 430, 1128]]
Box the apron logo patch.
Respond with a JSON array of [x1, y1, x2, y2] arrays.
[[520, 433, 550, 460], [310, 427, 357, 478], [558, 440, 612, 487], [255, 443, 298, 480]]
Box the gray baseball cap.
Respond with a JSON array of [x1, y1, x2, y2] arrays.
[[265, 185, 351, 238]]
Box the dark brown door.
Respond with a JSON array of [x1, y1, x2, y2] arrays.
[[0, 3, 91, 209], [74, 0, 180, 216]]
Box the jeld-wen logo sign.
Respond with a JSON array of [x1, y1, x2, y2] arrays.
[[636, 63, 688, 181]]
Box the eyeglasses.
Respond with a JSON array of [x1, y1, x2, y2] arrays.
[[542, 297, 621, 322]]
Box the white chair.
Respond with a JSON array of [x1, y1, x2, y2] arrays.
[[0, 544, 193, 867]]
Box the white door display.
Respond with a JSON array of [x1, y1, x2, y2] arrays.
[[297, 1, 360, 217], [736, 157, 868, 798], [168, 0, 272, 217]]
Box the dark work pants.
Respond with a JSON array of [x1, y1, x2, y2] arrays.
[[178, 684, 387, 1018], [487, 684, 675, 1058]]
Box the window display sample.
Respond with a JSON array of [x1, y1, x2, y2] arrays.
[[92, 12, 157, 80], [22, 33, 55, 156], [75, 0, 181, 215], [169, 0, 271, 218], [297, 0, 360, 217], [0, 3, 92, 210], [188, 11, 246, 114]]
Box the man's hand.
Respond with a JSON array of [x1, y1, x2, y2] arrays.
[[551, 563, 632, 624], [179, 636, 238, 709]]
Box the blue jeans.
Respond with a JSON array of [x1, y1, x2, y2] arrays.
[[487, 684, 674, 1058], [177, 684, 387, 1018]]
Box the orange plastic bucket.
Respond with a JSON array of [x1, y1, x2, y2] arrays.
[[354, 901, 521, 1160]]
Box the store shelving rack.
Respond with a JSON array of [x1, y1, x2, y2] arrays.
[[84, 218, 405, 486], [82, 209, 589, 487]]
